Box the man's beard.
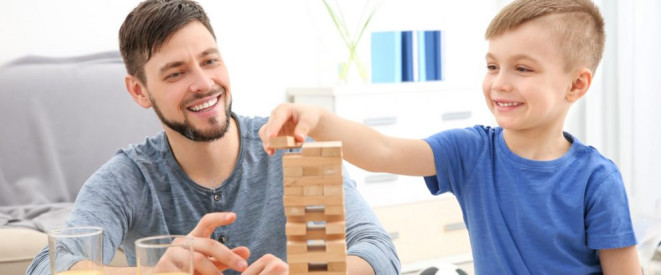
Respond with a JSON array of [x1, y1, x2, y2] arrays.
[[149, 89, 232, 142]]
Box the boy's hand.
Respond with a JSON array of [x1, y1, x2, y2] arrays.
[[259, 103, 322, 155], [184, 212, 250, 273]]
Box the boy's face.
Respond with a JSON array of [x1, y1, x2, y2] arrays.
[[482, 20, 575, 133], [140, 21, 232, 141]]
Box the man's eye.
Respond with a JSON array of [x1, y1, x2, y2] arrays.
[[167, 72, 182, 79], [205, 59, 217, 66]]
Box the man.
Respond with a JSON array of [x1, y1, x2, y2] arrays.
[[26, 0, 399, 274]]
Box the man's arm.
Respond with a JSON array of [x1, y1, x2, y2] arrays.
[[261, 103, 435, 176], [599, 246, 642, 275], [342, 171, 401, 274]]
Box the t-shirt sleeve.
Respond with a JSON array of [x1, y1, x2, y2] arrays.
[[423, 126, 486, 196], [584, 168, 637, 249]]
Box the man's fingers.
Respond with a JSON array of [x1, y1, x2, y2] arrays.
[[241, 254, 288, 275], [188, 212, 236, 238], [232, 246, 251, 260], [193, 238, 247, 272], [210, 246, 251, 271]]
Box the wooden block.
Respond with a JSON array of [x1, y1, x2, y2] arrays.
[[303, 185, 323, 196], [321, 146, 342, 157], [328, 261, 347, 272], [287, 250, 347, 263], [287, 211, 329, 223], [288, 231, 345, 243], [303, 166, 323, 176], [284, 174, 343, 186], [286, 222, 307, 236], [288, 263, 308, 273], [283, 195, 343, 206], [287, 241, 308, 254], [325, 221, 346, 235], [285, 206, 305, 216], [323, 185, 343, 195], [269, 136, 302, 149], [326, 240, 347, 254], [322, 165, 342, 176], [284, 186, 304, 196], [282, 155, 342, 168], [325, 206, 345, 216], [283, 166, 304, 177], [301, 143, 322, 156]]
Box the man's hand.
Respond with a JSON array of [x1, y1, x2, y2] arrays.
[[184, 212, 250, 273], [241, 254, 288, 275]]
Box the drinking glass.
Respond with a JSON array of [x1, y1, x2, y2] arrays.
[[48, 226, 104, 275], [135, 235, 194, 275]]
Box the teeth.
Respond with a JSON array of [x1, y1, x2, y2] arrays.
[[190, 97, 218, 112], [497, 102, 520, 107]]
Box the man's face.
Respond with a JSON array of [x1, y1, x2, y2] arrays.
[[141, 21, 232, 142]]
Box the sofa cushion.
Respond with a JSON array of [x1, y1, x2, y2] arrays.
[[0, 52, 162, 206]]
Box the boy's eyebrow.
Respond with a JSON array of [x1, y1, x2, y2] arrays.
[[485, 52, 539, 64], [159, 48, 220, 74]]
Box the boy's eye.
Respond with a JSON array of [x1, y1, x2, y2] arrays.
[[487, 64, 498, 70], [516, 66, 532, 72]]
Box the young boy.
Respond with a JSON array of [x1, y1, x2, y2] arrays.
[[260, 0, 641, 273]]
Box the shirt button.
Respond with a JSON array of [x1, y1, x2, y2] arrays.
[[213, 194, 221, 201], [218, 235, 226, 244]]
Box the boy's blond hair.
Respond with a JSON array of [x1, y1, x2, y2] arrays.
[[485, 0, 605, 74]]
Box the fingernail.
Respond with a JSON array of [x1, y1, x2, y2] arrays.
[[236, 259, 247, 270]]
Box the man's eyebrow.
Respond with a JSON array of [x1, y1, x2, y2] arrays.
[[159, 48, 219, 74], [159, 61, 184, 74], [199, 48, 219, 58]]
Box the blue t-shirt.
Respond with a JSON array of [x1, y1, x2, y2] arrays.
[[27, 114, 400, 275], [424, 126, 636, 274]]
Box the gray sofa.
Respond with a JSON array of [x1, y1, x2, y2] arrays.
[[0, 51, 163, 274]]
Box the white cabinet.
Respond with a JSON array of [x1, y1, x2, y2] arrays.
[[287, 83, 492, 273], [287, 83, 492, 207]]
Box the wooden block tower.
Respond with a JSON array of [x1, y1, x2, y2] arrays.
[[270, 136, 348, 275]]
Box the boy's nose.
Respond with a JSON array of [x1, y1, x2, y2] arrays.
[[491, 72, 512, 92]]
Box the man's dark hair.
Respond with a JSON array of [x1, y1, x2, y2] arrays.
[[119, 0, 215, 85]]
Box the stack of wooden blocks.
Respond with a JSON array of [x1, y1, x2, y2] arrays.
[[270, 136, 348, 275]]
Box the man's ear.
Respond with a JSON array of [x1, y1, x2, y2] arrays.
[[566, 68, 592, 103], [125, 75, 152, 108]]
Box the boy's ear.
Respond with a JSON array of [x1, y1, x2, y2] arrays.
[[566, 68, 592, 103], [125, 75, 153, 108]]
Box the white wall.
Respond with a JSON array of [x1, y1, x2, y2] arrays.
[[0, 0, 496, 117]]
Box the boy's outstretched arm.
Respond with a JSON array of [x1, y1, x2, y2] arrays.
[[599, 246, 642, 275], [259, 103, 436, 176]]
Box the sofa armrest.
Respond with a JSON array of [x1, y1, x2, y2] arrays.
[[0, 227, 128, 275]]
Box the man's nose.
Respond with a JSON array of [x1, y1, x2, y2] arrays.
[[188, 65, 213, 93]]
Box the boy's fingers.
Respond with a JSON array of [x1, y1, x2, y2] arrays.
[[265, 103, 295, 138]]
